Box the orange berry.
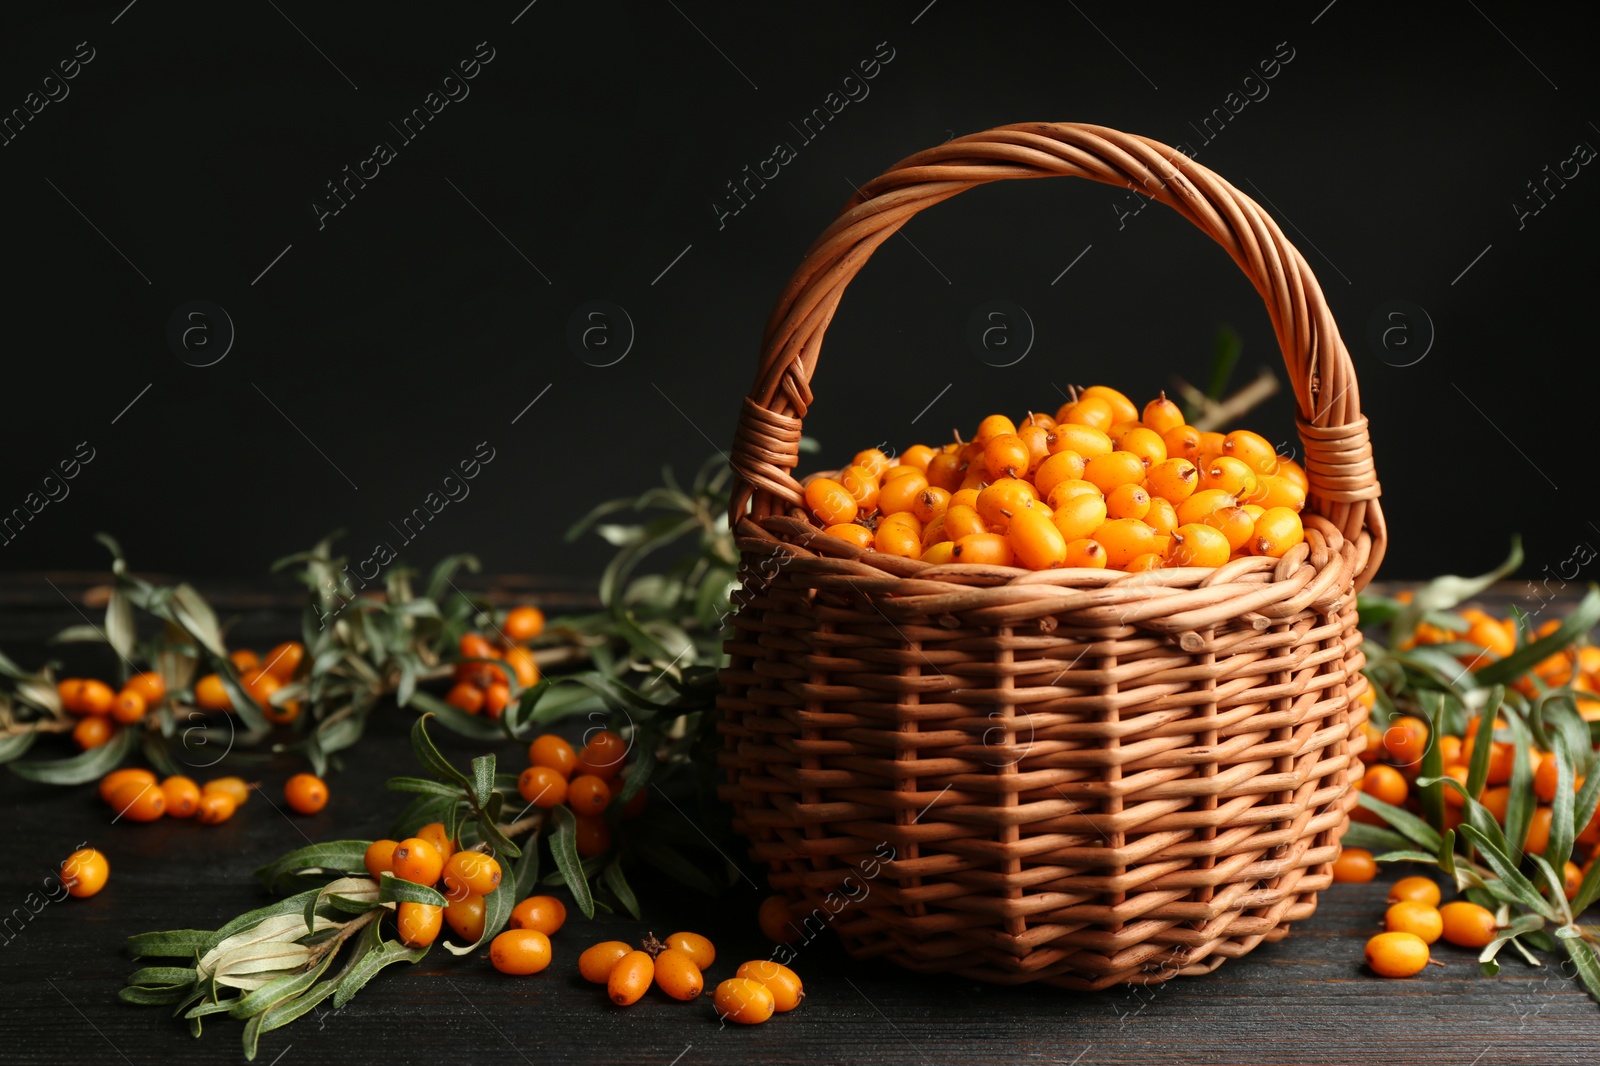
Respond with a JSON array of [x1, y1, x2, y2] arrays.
[[873, 520, 923, 560], [203, 775, 250, 807], [1007, 508, 1067, 570], [528, 734, 577, 778], [261, 641, 305, 681], [397, 901, 442, 947], [1080, 385, 1138, 424], [1176, 488, 1236, 526], [518, 765, 568, 808], [1166, 523, 1230, 568], [459, 632, 495, 662], [73, 716, 114, 750], [579, 940, 634, 984], [654, 948, 705, 1000], [1561, 860, 1583, 900], [1032, 450, 1087, 500], [75, 679, 115, 717], [63, 847, 110, 898], [576, 730, 628, 779], [56, 678, 87, 713], [1438, 735, 1464, 767], [901, 443, 938, 469], [1104, 483, 1151, 521], [1524, 806, 1553, 855], [391, 838, 444, 885], [1062, 538, 1108, 569], [713, 977, 775, 1024], [1251, 507, 1304, 558], [976, 478, 1038, 529], [951, 532, 1015, 567], [1363, 763, 1409, 806], [445, 682, 486, 715], [443, 851, 503, 898], [364, 839, 399, 878], [574, 815, 612, 858], [109, 779, 165, 822], [982, 434, 1031, 481], [123, 671, 166, 706], [805, 478, 857, 526], [1049, 423, 1114, 460], [1200, 455, 1258, 498], [1161, 424, 1203, 462], [662, 931, 715, 970], [852, 448, 891, 477], [1083, 451, 1145, 494], [195, 791, 236, 824], [1439, 900, 1498, 947], [1480, 785, 1512, 822], [824, 523, 874, 549], [1385, 900, 1443, 943], [1048, 492, 1108, 542], [482, 682, 512, 720], [1388, 876, 1442, 907], [1142, 394, 1185, 434], [110, 689, 147, 725], [1382, 716, 1429, 767], [491, 928, 552, 974], [1250, 474, 1306, 512], [736, 959, 805, 1012], [1092, 519, 1162, 571], [509, 895, 567, 935], [417, 822, 456, 862], [758, 895, 800, 943], [608, 950, 655, 1006], [1202, 506, 1255, 553], [1223, 430, 1279, 475], [924, 450, 967, 492], [160, 776, 201, 818], [838, 464, 881, 511], [445, 892, 486, 943], [228, 649, 261, 673], [1057, 397, 1114, 431], [193, 674, 232, 712], [877, 470, 930, 516], [943, 504, 987, 542], [502, 606, 546, 644], [1365, 931, 1430, 977], [284, 773, 328, 815], [505, 645, 541, 688], [1331, 847, 1377, 883], [911, 487, 952, 524]]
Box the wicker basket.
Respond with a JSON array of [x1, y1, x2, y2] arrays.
[[717, 122, 1386, 989]]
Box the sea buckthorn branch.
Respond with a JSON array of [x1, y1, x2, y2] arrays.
[[1349, 552, 1600, 1005]]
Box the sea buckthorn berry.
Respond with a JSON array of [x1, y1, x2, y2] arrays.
[[510, 895, 567, 935], [1033, 451, 1087, 499], [576, 730, 628, 779], [608, 950, 655, 1006], [445, 682, 485, 715], [443, 851, 503, 898], [1251, 507, 1304, 558], [877, 471, 930, 516], [1017, 424, 1052, 469], [74, 716, 114, 750], [491, 929, 552, 974], [951, 533, 1015, 567], [1083, 451, 1145, 494], [204, 776, 251, 807], [1463, 737, 1516, 786], [1359, 722, 1386, 765], [852, 448, 891, 477], [714, 977, 776, 1025], [924, 450, 966, 492], [1118, 427, 1167, 469], [1045, 480, 1101, 511], [1363, 763, 1409, 806], [663, 931, 715, 970], [824, 523, 874, 550], [574, 815, 612, 857], [417, 822, 456, 862], [1125, 552, 1164, 572], [566, 773, 611, 816], [901, 443, 937, 470], [1142, 393, 1185, 434], [976, 478, 1038, 528], [1200, 456, 1258, 498], [194, 673, 232, 712], [123, 671, 166, 706], [1062, 538, 1108, 569], [654, 948, 705, 1000], [196, 791, 236, 824], [391, 838, 445, 885], [528, 734, 577, 779], [921, 515, 950, 547], [1383, 716, 1430, 767], [1196, 430, 1227, 456], [580, 941, 634, 984], [518, 765, 568, 808], [949, 487, 981, 510], [284, 773, 328, 815], [1079, 385, 1139, 424], [758, 895, 800, 944], [804, 478, 857, 526], [1020, 411, 1057, 430], [460, 633, 495, 663], [1145, 458, 1198, 504], [1480, 785, 1511, 822], [1057, 397, 1114, 431], [1167, 524, 1231, 568], [1146, 496, 1179, 536], [260, 641, 304, 681], [1331, 847, 1377, 883], [1176, 489, 1235, 527], [63, 848, 110, 898], [1161, 424, 1204, 462], [911, 487, 951, 524], [1049, 424, 1114, 460], [75, 679, 115, 716], [397, 902, 443, 948], [873, 520, 923, 560], [502, 606, 546, 644], [736, 960, 805, 1012], [1524, 806, 1553, 855], [1050, 493, 1108, 542], [838, 464, 881, 513], [1202, 506, 1255, 553], [229, 649, 261, 674], [445, 892, 486, 943], [502, 645, 539, 688], [1561, 860, 1583, 899], [109, 779, 166, 822], [1223, 429, 1279, 475], [99, 767, 157, 805], [943, 504, 987, 542], [1438, 735, 1463, 767], [1466, 618, 1515, 661], [57, 678, 87, 713], [1252, 474, 1306, 512], [364, 840, 399, 878], [972, 414, 1017, 445], [160, 776, 201, 818], [921, 541, 957, 565], [983, 434, 1031, 481], [1092, 519, 1162, 571], [1275, 456, 1308, 491], [1439, 901, 1498, 947], [1365, 931, 1430, 977], [1388, 876, 1442, 908], [1386, 900, 1444, 943], [1008, 509, 1067, 570], [483, 682, 512, 720], [1105, 483, 1151, 521], [111, 689, 147, 725]]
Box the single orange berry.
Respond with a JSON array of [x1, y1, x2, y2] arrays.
[[1524, 806, 1553, 855], [804, 478, 858, 527], [228, 649, 261, 673], [579, 940, 633, 984], [62, 848, 110, 898], [261, 641, 305, 681], [122, 671, 166, 706], [1092, 519, 1162, 571], [160, 776, 202, 819], [1363, 763, 1409, 807], [1062, 538, 1108, 569], [1007, 508, 1066, 570], [1251, 506, 1304, 558], [284, 773, 328, 815], [491, 928, 552, 974], [518, 765, 568, 808], [445, 682, 486, 715], [1365, 931, 1430, 977], [576, 730, 628, 779], [73, 679, 115, 717], [1033, 450, 1088, 499], [417, 822, 456, 862], [1049, 492, 1108, 542], [824, 523, 874, 549], [654, 948, 705, 1000], [1223, 429, 1279, 475], [364, 839, 399, 878], [1202, 506, 1255, 553], [873, 520, 923, 560], [482, 681, 512, 720], [951, 532, 1015, 567], [443, 851, 503, 898], [736, 959, 805, 1012], [713, 977, 776, 1024], [459, 632, 495, 663], [502, 606, 546, 644], [1331, 847, 1377, 883], [852, 447, 891, 477], [1439, 900, 1498, 948], [109, 779, 165, 822], [397, 901, 443, 947], [567, 774, 612, 816], [193, 673, 232, 712], [1388, 876, 1442, 908], [1166, 523, 1230, 568], [1083, 451, 1146, 495], [1382, 716, 1429, 767], [203, 776, 251, 807], [73, 716, 115, 750], [1048, 423, 1114, 460], [110, 689, 147, 725], [1142, 393, 1185, 434], [195, 791, 236, 824], [444, 892, 486, 943], [608, 950, 655, 1006], [528, 734, 577, 779], [1385, 900, 1444, 944], [1175, 488, 1235, 527], [391, 837, 445, 885], [664, 931, 715, 970], [502, 645, 539, 688], [510, 895, 567, 935]]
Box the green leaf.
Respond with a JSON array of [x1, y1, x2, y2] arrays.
[[1503, 711, 1536, 862], [8, 726, 134, 784], [407, 714, 474, 790], [331, 921, 427, 1009], [1477, 586, 1600, 686], [0, 731, 39, 764], [378, 872, 447, 907], [1355, 792, 1442, 852], [1465, 687, 1505, 801], [1548, 732, 1578, 873], [1437, 828, 1459, 880], [549, 806, 595, 918], [51, 624, 107, 645], [1458, 824, 1558, 919], [424, 553, 480, 604], [602, 857, 641, 919], [170, 583, 228, 658], [1573, 851, 1600, 915], [106, 585, 136, 665], [119, 984, 192, 1005], [470, 754, 496, 809], [229, 951, 335, 1018], [128, 929, 212, 958], [254, 841, 373, 894], [1561, 937, 1600, 1008], [385, 776, 464, 799], [408, 692, 505, 742], [126, 966, 198, 987], [1418, 691, 1446, 832], [1373, 849, 1439, 864]]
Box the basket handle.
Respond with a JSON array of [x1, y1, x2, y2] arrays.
[[729, 122, 1385, 589]]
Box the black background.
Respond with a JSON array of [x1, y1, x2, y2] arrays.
[[2, 1, 1596, 588]]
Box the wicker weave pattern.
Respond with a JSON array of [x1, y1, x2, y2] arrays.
[[717, 123, 1382, 988]]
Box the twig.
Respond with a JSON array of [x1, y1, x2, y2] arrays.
[[1174, 366, 1280, 431]]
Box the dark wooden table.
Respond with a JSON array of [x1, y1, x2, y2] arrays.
[[4, 576, 1598, 1065]]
